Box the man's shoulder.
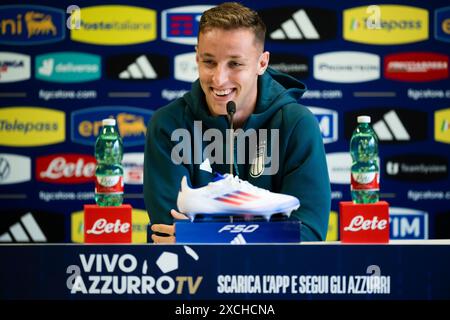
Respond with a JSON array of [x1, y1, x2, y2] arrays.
[[278, 102, 315, 125], [151, 98, 188, 127]]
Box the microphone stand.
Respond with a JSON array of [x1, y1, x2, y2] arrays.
[[226, 101, 236, 224], [226, 101, 236, 176]]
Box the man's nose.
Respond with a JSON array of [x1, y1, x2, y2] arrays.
[[211, 65, 228, 86]]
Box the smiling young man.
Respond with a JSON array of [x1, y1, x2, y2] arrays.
[[144, 2, 330, 243]]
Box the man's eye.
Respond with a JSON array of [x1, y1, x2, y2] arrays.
[[203, 60, 214, 65], [230, 62, 242, 67]]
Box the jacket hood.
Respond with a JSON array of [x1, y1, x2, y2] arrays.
[[183, 67, 307, 132]]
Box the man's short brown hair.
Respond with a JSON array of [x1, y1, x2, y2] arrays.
[[199, 2, 266, 47]]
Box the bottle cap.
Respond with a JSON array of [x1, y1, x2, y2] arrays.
[[102, 118, 116, 126], [357, 115, 371, 123]]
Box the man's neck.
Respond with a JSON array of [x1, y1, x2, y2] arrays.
[[232, 104, 255, 129]]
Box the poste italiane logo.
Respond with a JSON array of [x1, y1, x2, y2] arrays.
[[0, 107, 65, 147], [343, 5, 428, 45], [70, 5, 156, 45], [435, 108, 450, 144]]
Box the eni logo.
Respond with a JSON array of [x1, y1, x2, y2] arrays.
[[71, 106, 153, 146], [0, 107, 65, 147], [117, 114, 146, 137], [343, 5, 428, 45], [25, 11, 56, 37], [0, 5, 65, 45]]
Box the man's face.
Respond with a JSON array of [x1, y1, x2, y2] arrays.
[[196, 28, 269, 117]]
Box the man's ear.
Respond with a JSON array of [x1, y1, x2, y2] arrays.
[[258, 51, 270, 75]]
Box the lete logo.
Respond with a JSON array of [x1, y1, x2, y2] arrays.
[[84, 204, 132, 243], [343, 215, 388, 232], [86, 218, 131, 235], [339, 201, 390, 243], [36, 154, 95, 184]]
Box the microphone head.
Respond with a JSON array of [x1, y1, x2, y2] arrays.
[[226, 101, 236, 115]]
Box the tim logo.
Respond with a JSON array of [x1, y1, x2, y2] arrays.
[[390, 208, 428, 239], [0, 5, 65, 45], [308, 106, 338, 144], [435, 6, 450, 42], [71, 107, 153, 147], [162, 5, 214, 45], [258, 7, 336, 42]]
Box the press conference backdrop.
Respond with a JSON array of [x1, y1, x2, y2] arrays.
[[0, 0, 449, 243]]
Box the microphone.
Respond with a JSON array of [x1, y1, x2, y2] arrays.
[[226, 101, 236, 175]]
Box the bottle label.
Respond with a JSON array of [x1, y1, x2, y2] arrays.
[[95, 175, 123, 194], [351, 172, 379, 191]]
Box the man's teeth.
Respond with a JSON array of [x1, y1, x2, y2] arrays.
[[213, 89, 232, 96]]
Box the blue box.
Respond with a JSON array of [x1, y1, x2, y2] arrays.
[[175, 220, 301, 244]]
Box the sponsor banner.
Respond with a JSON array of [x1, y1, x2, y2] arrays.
[[408, 89, 450, 100], [0, 5, 65, 45], [106, 54, 169, 80], [36, 154, 96, 184], [390, 207, 428, 239], [435, 6, 450, 42], [340, 201, 389, 243], [307, 106, 338, 144], [269, 54, 308, 78], [385, 154, 448, 182], [435, 211, 450, 238], [0, 210, 66, 243], [343, 5, 428, 45], [70, 5, 156, 45], [174, 52, 197, 82], [345, 108, 427, 144], [326, 211, 338, 241], [314, 51, 380, 83], [8, 245, 440, 299], [71, 208, 149, 243], [0, 107, 65, 147], [326, 152, 351, 184], [434, 108, 450, 144], [35, 52, 101, 83], [161, 5, 214, 45], [161, 89, 189, 101], [0, 153, 31, 185], [384, 52, 448, 82], [259, 7, 336, 42], [84, 205, 131, 243], [123, 153, 144, 185], [0, 52, 30, 82], [71, 106, 153, 146], [38, 89, 97, 101]]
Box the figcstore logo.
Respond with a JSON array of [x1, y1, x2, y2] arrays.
[[66, 246, 202, 295]]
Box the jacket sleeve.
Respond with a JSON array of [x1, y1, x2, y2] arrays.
[[280, 110, 331, 241], [143, 110, 190, 228]]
